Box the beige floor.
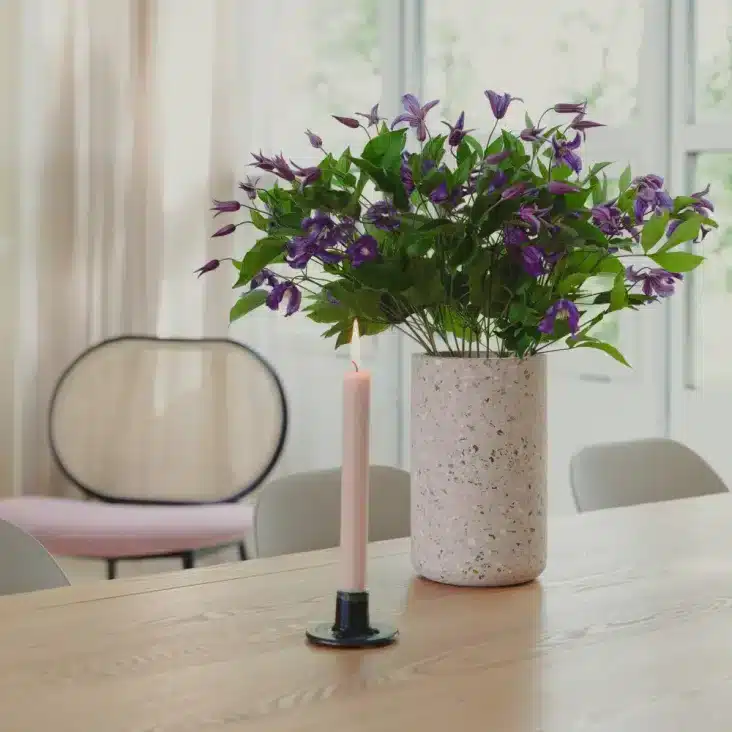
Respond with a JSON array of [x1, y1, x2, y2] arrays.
[[56, 545, 244, 584]]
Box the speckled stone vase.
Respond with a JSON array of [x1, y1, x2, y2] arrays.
[[410, 354, 547, 586]]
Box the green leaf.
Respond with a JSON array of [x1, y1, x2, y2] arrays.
[[587, 161, 613, 178], [336, 148, 352, 174], [229, 289, 267, 322], [461, 134, 483, 157], [361, 129, 407, 171], [563, 218, 609, 245], [650, 251, 705, 272], [551, 163, 574, 181], [249, 209, 269, 232], [574, 339, 631, 367], [641, 211, 669, 252], [348, 171, 368, 214], [456, 140, 474, 166], [305, 301, 347, 324], [422, 134, 447, 164], [557, 273, 589, 296], [448, 235, 475, 268], [350, 260, 411, 292], [673, 195, 698, 213], [618, 165, 632, 194], [335, 322, 354, 349], [349, 157, 409, 210], [596, 257, 625, 275], [327, 282, 384, 319], [657, 215, 702, 252], [610, 272, 627, 311], [233, 237, 286, 288]]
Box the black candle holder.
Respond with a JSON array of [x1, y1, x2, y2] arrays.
[[306, 590, 398, 649]]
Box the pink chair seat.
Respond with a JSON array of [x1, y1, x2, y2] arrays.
[[0, 497, 253, 558]]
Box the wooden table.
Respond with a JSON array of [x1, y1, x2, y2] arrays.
[[1, 494, 731, 731]]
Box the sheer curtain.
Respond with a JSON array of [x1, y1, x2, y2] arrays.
[[0, 0, 240, 499]]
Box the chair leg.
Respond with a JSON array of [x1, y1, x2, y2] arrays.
[[238, 542, 247, 561], [106, 559, 117, 580], [181, 551, 195, 570]]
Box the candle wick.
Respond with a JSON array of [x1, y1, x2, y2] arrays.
[[351, 360, 359, 372]]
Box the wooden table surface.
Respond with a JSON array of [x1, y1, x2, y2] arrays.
[[1, 494, 731, 731]]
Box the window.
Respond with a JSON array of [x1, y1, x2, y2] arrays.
[[423, 1, 644, 129]]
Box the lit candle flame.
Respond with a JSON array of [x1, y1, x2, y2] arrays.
[[350, 319, 361, 371]]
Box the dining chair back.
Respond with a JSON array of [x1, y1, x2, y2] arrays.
[[0, 518, 70, 596], [50, 336, 287, 504], [253, 466, 410, 558], [570, 437, 728, 512], [0, 336, 288, 578]]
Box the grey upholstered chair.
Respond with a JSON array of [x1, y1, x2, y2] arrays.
[[253, 465, 410, 558], [570, 437, 728, 512], [0, 518, 70, 596]]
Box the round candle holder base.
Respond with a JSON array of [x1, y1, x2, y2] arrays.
[[305, 590, 398, 649]]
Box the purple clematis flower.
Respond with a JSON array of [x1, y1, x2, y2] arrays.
[[442, 111, 474, 147], [194, 259, 221, 278], [633, 174, 673, 221], [286, 236, 320, 269], [400, 155, 415, 194], [538, 299, 580, 335], [570, 114, 605, 139], [364, 200, 400, 231], [250, 150, 276, 172], [666, 219, 681, 237], [305, 129, 323, 149], [484, 149, 511, 165], [356, 103, 382, 128], [250, 268, 278, 291], [212, 223, 236, 238], [347, 235, 379, 267], [520, 245, 546, 278], [266, 281, 301, 316], [520, 126, 546, 143], [270, 153, 296, 182], [501, 182, 529, 200], [554, 102, 587, 115], [392, 94, 440, 142], [547, 180, 580, 195], [488, 170, 509, 192], [626, 266, 682, 297], [287, 212, 346, 268], [591, 201, 624, 236], [332, 115, 360, 129], [518, 203, 551, 234], [291, 162, 321, 186], [485, 90, 521, 120], [551, 133, 583, 175], [690, 183, 714, 215], [238, 177, 260, 201], [504, 225, 530, 246], [210, 199, 241, 217], [429, 182, 449, 204]]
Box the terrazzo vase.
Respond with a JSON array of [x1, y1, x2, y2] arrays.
[[410, 354, 547, 586]]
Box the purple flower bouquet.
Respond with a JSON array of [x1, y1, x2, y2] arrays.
[[200, 92, 717, 365]]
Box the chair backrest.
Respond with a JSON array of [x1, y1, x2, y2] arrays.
[[570, 437, 728, 512], [253, 466, 410, 558], [0, 519, 70, 596], [49, 336, 287, 504]]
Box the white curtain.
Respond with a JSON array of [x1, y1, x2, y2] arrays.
[[0, 0, 241, 498]]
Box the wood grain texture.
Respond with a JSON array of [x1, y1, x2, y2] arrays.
[[1, 494, 732, 731]]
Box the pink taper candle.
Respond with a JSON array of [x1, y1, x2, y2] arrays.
[[340, 319, 370, 592]]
